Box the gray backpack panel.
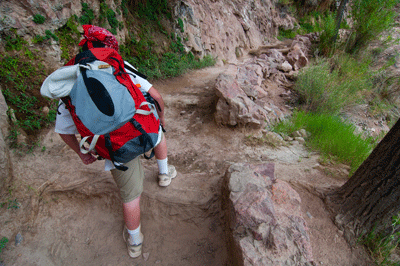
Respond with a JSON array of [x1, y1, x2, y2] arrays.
[[70, 69, 136, 135]]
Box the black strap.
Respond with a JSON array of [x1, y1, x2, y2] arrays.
[[74, 50, 97, 65], [105, 133, 128, 171], [130, 118, 155, 160], [124, 63, 148, 80]]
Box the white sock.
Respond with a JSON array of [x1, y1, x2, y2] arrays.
[[127, 224, 143, 245], [157, 158, 169, 175]]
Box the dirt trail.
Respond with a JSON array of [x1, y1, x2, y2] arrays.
[[0, 65, 373, 265]]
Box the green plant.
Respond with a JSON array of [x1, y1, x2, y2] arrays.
[[79, 3, 95, 25], [178, 18, 184, 33], [99, 2, 120, 34], [7, 199, 20, 209], [55, 17, 81, 60], [0, 49, 56, 143], [277, 27, 297, 40], [273, 111, 375, 174], [33, 30, 59, 44], [347, 0, 399, 54], [362, 214, 400, 265], [120, 0, 129, 16], [4, 31, 27, 51], [137, 0, 170, 21], [0, 237, 8, 253], [33, 14, 46, 24], [295, 55, 373, 115], [7, 128, 20, 142], [318, 12, 337, 56]]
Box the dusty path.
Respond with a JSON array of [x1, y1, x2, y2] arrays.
[[0, 65, 372, 265]]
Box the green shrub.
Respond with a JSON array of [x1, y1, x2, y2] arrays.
[[0, 51, 56, 138], [295, 55, 372, 114], [178, 18, 184, 33], [4, 32, 27, 51], [347, 0, 399, 54], [33, 14, 46, 24], [137, 0, 170, 21], [120, 0, 129, 16], [32, 30, 59, 44], [278, 27, 297, 40], [79, 3, 95, 25], [55, 17, 81, 60], [318, 12, 337, 56]]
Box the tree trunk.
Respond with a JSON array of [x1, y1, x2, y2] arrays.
[[331, 0, 349, 44], [329, 118, 400, 244]]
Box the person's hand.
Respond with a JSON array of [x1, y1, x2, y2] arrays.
[[79, 152, 97, 165]]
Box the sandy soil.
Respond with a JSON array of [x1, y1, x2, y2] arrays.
[[0, 65, 374, 265]]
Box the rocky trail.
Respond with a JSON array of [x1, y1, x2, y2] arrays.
[[0, 64, 373, 265]]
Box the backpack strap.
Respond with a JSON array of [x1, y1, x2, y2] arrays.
[[135, 102, 158, 116], [79, 135, 100, 154], [104, 133, 129, 171], [124, 63, 147, 80], [129, 118, 155, 160]]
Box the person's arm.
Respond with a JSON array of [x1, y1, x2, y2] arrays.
[[59, 134, 97, 165], [148, 86, 166, 127]]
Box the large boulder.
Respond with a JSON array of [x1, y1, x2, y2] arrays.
[[214, 69, 271, 128], [286, 35, 313, 71], [214, 61, 287, 128], [224, 163, 315, 266]]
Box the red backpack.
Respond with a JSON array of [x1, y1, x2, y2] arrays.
[[62, 48, 160, 171]]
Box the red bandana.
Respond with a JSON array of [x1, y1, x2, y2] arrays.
[[78, 25, 119, 52]]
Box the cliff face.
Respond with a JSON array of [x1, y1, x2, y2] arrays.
[[0, 0, 295, 65], [175, 0, 295, 62]]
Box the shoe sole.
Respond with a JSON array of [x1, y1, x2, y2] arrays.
[[158, 177, 171, 187]]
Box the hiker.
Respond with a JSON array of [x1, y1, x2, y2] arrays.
[[53, 25, 177, 258]]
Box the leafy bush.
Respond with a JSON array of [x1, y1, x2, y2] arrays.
[[55, 17, 81, 61], [347, 0, 399, 54], [32, 30, 58, 44], [273, 111, 375, 174], [318, 12, 337, 56], [4, 31, 27, 51], [33, 14, 46, 24], [295, 55, 373, 114], [79, 3, 95, 25], [277, 27, 297, 40], [178, 18, 184, 33], [0, 51, 56, 137], [137, 0, 170, 21]]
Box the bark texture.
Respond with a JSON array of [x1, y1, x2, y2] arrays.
[[331, 119, 400, 242]]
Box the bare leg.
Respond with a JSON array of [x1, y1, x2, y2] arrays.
[[123, 196, 141, 230], [154, 134, 167, 160]]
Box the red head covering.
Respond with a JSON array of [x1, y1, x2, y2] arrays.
[[78, 25, 119, 52]]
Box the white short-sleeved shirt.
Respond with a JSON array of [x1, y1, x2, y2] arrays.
[[55, 61, 158, 171]]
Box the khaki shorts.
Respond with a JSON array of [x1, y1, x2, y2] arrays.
[[111, 156, 144, 203]]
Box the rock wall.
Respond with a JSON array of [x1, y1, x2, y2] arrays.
[[0, 87, 11, 193], [174, 0, 296, 63], [214, 35, 313, 128], [0, 0, 296, 66]]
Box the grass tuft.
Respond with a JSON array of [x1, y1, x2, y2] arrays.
[[273, 111, 375, 174]]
